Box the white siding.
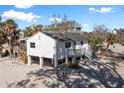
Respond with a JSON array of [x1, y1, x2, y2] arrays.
[[57, 42, 66, 59], [57, 40, 88, 60], [27, 32, 56, 58], [27, 32, 89, 60], [75, 41, 81, 49]]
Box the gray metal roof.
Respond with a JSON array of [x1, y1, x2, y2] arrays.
[[44, 32, 88, 42], [19, 32, 88, 42]]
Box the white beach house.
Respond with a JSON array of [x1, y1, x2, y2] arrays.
[[26, 32, 90, 68]]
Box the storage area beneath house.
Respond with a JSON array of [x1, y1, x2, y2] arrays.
[[31, 56, 53, 67], [58, 58, 66, 64], [43, 58, 53, 66]]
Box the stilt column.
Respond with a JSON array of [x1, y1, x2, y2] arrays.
[[39, 57, 43, 69], [28, 55, 31, 66]]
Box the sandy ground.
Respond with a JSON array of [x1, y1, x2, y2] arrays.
[[0, 58, 64, 88], [0, 44, 124, 88], [108, 44, 124, 54], [108, 44, 124, 79], [0, 57, 41, 87]]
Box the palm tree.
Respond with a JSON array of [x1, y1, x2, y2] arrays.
[[106, 33, 117, 51], [89, 37, 103, 52], [1, 19, 19, 59], [0, 16, 3, 58]]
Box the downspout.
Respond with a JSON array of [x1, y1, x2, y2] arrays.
[[73, 41, 76, 54]]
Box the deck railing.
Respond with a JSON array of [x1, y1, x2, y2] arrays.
[[67, 47, 94, 59], [67, 48, 85, 56]]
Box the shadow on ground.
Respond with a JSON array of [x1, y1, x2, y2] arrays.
[[7, 68, 66, 88], [7, 56, 124, 88]]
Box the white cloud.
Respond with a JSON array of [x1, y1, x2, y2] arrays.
[[89, 8, 95, 11], [89, 7, 113, 14], [14, 5, 33, 9], [2, 10, 41, 23], [49, 17, 62, 23], [81, 23, 91, 32], [33, 19, 37, 23], [82, 24, 89, 27]]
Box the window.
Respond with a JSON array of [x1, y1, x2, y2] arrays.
[[74, 41, 76, 45], [81, 41, 83, 45], [65, 42, 71, 48], [30, 42, 35, 48], [68, 42, 71, 48]]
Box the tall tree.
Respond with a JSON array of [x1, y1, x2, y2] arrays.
[[0, 16, 3, 58], [48, 14, 79, 32], [24, 24, 43, 37], [0, 19, 19, 59], [92, 24, 109, 42], [88, 25, 108, 52]]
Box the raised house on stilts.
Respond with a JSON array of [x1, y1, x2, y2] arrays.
[[26, 31, 90, 68]]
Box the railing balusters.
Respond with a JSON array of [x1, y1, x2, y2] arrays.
[[67, 48, 83, 56]]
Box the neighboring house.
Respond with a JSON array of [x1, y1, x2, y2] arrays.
[[26, 31, 90, 68]]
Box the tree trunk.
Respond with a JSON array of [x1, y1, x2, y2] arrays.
[[7, 37, 14, 60], [9, 47, 14, 59], [0, 45, 2, 58], [106, 43, 110, 52], [98, 47, 101, 54]]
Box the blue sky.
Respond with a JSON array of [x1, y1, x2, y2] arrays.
[[0, 5, 124, 32]]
